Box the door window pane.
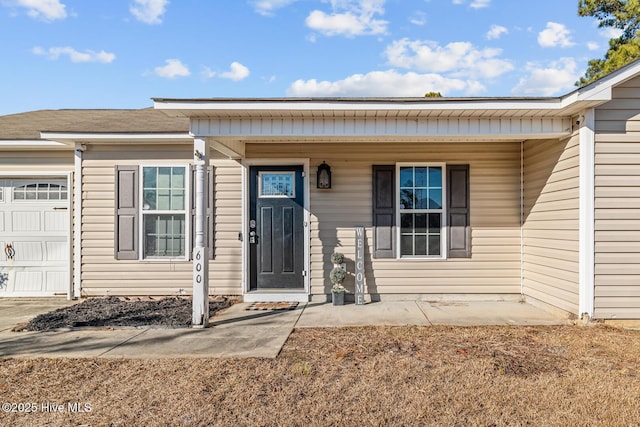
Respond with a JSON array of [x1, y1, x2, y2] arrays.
[[260, 172, 295, 197]]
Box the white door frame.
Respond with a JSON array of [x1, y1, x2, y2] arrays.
[[0, 171, 73, 298], [241, 158, 310, 302]]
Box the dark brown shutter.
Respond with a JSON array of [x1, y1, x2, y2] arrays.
[[372, 165, 395, 258], [447, 165, 470, 258], [114, 165, 138, 260], [191, 166, 215, 260]]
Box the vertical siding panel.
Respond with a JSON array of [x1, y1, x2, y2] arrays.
[[594, 75, 640, 319]]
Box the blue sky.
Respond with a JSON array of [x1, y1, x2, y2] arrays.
[[0, 0, 620, 115]]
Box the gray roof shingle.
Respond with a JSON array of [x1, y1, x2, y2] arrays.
[[0, 108, 189, 140]]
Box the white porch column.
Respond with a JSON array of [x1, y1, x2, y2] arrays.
[[73, 143, 85, 299], [192, 137, 210, 328], [579, 109, 595, 319]]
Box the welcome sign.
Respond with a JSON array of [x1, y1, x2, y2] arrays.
[[355, 226, 365, 305]]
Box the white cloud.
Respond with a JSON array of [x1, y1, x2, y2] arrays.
[[470, 0, 490, 9], [538, 22, 575, 48], [306, 0, 388, 37], [220, 62, 250, 81], [511, 58, 579, 96], [32, 46, 115, 63], [15, 0, 67, 21], [409, 11, 426, 26], [201, 66, 216, 79], [487, 25, 507, 40], [252, 0, 298, 16], [384, 38, 513, 79], [130, 0, 168, 25], [587, 41, 599, 51], [600, 27, 623, 39], [286, 69, 486, 97], [154, 59, 190, 78], [452, 0, 490, 8]]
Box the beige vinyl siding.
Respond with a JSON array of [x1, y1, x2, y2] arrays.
[[81, 144, 242, 296], [246, 142, 521, 296], [594, 75, 640, 319], [522, 137, 580, 314], [0, 150, 73, 172]]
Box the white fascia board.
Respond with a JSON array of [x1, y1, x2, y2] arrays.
[[0, 139, 71, 148], [40, 132, 193, 144], [577, 59, 640, 102], [155, 98, 571, 113]]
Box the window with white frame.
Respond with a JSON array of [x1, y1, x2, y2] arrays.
[[398, 165, 444, 257], [142, 166, 187, 259]]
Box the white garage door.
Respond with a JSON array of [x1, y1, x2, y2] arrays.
[[0, 178, 70, 296]]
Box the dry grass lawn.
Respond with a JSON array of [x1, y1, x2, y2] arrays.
[[1, 325, 639, 426]]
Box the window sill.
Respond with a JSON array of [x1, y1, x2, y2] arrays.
[[140, 257, 190, 262]]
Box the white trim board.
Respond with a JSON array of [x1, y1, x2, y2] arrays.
[[578, 109, 595, 318]]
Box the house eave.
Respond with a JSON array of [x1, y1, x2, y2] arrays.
[[40, 132, 193, 144], [0, 139, 73, 150]]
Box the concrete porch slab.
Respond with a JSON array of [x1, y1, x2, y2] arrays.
[[296, 301, 432, 327], [419, 300, 572, 326]]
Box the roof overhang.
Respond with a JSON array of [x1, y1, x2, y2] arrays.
[[154, 96, 601, 119], [0, 139, 73, 150], [39, 132, 193, 145], [154, 59, 640, 122]]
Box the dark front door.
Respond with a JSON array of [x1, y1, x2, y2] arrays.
[[249, 166, 304, 290]]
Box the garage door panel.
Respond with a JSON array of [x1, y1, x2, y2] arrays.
[[12, 241, 43, 262], [44, 211, 68, 232], [15, 271, 42, 292], [12, 211, 41, 232], [46, 271, 67, 292], [0, 178, 70, 296], [46, 241, 68, 261]]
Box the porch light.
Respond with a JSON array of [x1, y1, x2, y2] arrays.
[[317, 161, 332, 189]]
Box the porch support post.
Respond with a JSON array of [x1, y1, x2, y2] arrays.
[[192, 137, 210, 328], [578, 109, 595, 319], [72, 143, 85, 300]]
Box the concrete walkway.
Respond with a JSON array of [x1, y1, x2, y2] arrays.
[[0, 298, 571, 359]]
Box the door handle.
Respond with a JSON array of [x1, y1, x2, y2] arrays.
[[53, 207, 68, 211], [5, 243, 15, 260], [249, 231, 258, 244]]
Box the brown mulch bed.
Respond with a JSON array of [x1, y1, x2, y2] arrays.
[[1, 325, 640, 426], [18, 296, 231, 331]]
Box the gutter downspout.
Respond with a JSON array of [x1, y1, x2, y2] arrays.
[[73, 143, 85, 299], [520, 139, 525, 297]]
